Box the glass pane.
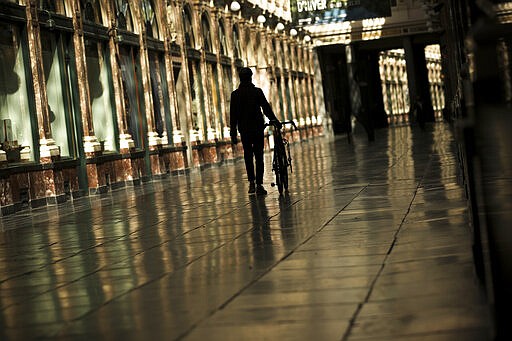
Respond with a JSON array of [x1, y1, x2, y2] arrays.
[[222, 66, 232, 130], [119, 46, 143, 148], [206, 63, 220, 130], [41, 32, 73, 157], [158, 55, 172, 140], [0, 23, 34, 161], [85, 39, 116, 151], [174, 65, 188, 133], [149, 52, 165, 137]]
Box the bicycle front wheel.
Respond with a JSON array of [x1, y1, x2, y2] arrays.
[[277, 153, 288, 193], [272, 152, 282, 193], [279, 155, 288, 193]]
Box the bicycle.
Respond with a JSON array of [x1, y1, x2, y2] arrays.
[[265, 120, 298, 194]]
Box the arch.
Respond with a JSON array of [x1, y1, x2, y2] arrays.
[[141, 0, 160, 39], [244, 27, 255, 66], [201, 12, 213, 53], [182, 4, 195, 48], [80, 0, 103, 25], [232, 24, 241, 59], [255, 32, 265, 67], [282, 41, 290, 69], [279, 40, 286, 69], [114, 0, 134, 31], [218, 18, 227, 56], [38, 0, 67, 15], [271, 38, 277, 65]]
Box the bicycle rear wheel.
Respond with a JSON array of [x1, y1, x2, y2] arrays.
[[272, 151, 283, 193]]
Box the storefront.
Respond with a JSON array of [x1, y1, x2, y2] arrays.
[[0, 0, 325, 215]]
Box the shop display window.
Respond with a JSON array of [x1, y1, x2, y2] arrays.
[[149, 52, 171, 139], [0, 23, 34, 162], [119, 45, 144, 148], [85, 39, 116, 151], [41, 31, 77, 157]]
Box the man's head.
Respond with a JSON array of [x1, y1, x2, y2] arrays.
[[239, 67, 253, 82]]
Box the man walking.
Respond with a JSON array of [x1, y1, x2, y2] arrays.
[[230, 67, 281, 195]]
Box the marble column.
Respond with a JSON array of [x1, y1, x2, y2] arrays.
[[71, 1, 100, 155], [106, 3, 134, 152], [25, 1, 60, 160]]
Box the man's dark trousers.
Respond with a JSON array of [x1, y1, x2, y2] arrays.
[[240, 130, 264, 185]]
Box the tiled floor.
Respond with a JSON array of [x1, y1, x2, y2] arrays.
[[0, 124, 491, 340]]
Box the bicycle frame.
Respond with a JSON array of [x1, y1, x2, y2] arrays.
[[265, 121, 297, 193]]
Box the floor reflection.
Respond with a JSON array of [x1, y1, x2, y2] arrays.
[[0, 124, 491, 340]]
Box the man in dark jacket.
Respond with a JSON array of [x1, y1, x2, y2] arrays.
[[230, 67, 281, 195]]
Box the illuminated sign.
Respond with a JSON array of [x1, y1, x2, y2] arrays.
[[291, 0, 392, 26]]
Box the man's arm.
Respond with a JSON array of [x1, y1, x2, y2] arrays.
[[257, 88, 278, 122]]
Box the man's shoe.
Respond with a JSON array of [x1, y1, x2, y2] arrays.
[[248, 182, 256, 194], [256, 185, 267, 195]]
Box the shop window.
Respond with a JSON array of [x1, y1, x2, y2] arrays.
[[158, 54, 173, 139], [41, 31, 77, 157], [85, 39, 116, 151], [0, 23, 35, 162], [174, 64, 187, 132], [188, 60, 206, 137], [206, 63, 221, 131], [119, 46, 144, 148], [222, 65, 232, 112], [149, 52, 171, 138]]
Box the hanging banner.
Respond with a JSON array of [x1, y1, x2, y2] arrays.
[[291, 0, 392, 26]]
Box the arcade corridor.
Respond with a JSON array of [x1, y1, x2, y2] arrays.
[[0, 124, 491, 340]]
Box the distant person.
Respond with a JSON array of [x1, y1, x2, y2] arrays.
[[412, 96, 426, 130], [230, 67, 281, 195]]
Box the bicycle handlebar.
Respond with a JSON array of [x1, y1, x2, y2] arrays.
[[264, 120, 298, 130]]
